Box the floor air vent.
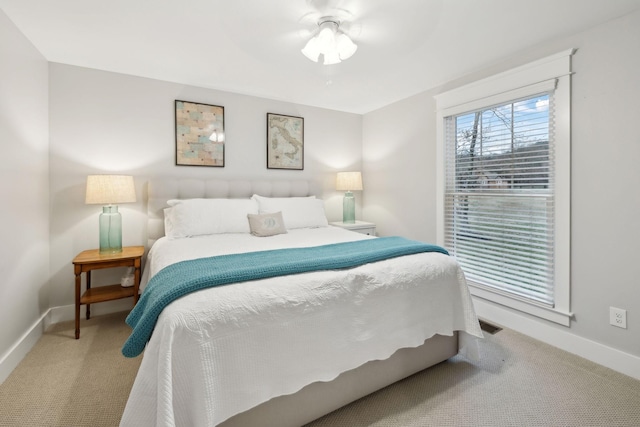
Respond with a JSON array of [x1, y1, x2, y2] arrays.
[[479, 320, 502, 335]]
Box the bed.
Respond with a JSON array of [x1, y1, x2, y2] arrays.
[[120, 178, 482, 427]]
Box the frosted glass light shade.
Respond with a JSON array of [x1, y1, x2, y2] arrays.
[[99, 205, 123, 253], [323, 50, 341, 65], [336, 33, 357, 60], [301, 37, 320, 62], [301, 18, 357, 64]]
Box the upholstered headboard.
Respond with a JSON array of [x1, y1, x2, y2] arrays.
[[146, 178, 317, 248]]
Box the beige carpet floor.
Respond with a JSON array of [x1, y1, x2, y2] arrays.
[[1, 311, 639, 427], [0, 312, 141, 427]]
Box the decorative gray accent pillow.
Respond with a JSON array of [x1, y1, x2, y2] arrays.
[[247, 212, 287, 237]]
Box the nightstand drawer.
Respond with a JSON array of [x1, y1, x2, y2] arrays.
[[330, 221, 376, 236], [350, 226, 376, 236]]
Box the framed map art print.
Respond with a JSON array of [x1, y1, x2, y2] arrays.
[[175, 100, 225, 167], [267, 113, 304, 170]]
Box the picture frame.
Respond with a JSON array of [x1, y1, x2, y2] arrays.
[[266, 113, 304, 170], [175, 100, 225, 167]]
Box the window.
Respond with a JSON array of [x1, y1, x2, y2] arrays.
[[445, 94, 554, 305], [435, 50, 573, 325]]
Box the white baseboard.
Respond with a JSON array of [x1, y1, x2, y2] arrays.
[[474, 298, 640, 381], [0, 310, 49, 385], [0, 299, 133, 385], [49, 298, 133, 324], [4, 297, 637, 385]]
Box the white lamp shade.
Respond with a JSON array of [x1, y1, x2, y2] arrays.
[[336, 171, 363, 191], [85, 175, 136, 205]]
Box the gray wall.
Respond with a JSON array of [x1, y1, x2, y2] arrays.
[[0, 9, 49, 380], [363, 10, 640, 362], [48, 63, 363, 311]]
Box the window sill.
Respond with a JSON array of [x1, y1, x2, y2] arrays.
[[469, 283, 573, 326]]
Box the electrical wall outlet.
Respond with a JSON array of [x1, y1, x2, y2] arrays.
[[609, 307, 627, 329]]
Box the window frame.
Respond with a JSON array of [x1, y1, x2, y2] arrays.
[[435, 50, 574, 326]]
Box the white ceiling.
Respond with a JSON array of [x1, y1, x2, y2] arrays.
[[2, 0, 640, 114]]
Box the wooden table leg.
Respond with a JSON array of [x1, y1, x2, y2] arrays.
[[74, 267, 81, 339], [86, 270, 91, 320], [133, 258, 141, 304]]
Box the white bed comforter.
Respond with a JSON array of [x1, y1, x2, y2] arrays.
[[121, 227, 482, 427]]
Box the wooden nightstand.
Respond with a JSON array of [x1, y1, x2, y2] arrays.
[[330, 220, 376, 236], [72, 246, 144, 339]]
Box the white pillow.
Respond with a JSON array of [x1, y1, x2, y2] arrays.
[[251, 195, 328, 229], [164, 198, 258, 238]]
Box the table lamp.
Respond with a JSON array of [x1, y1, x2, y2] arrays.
[[85, 175, 136, 253], [336, 171, 363, 224]]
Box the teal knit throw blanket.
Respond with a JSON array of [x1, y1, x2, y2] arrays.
[[122, 236, 448, 357]]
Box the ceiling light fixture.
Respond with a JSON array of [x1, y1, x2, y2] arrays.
[[301, 17, 357, 65]]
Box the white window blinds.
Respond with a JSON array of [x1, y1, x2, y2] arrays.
[[444, 92, 555, 305]]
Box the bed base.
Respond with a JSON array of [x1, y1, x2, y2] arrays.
[[220, 333, 458, 427]]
